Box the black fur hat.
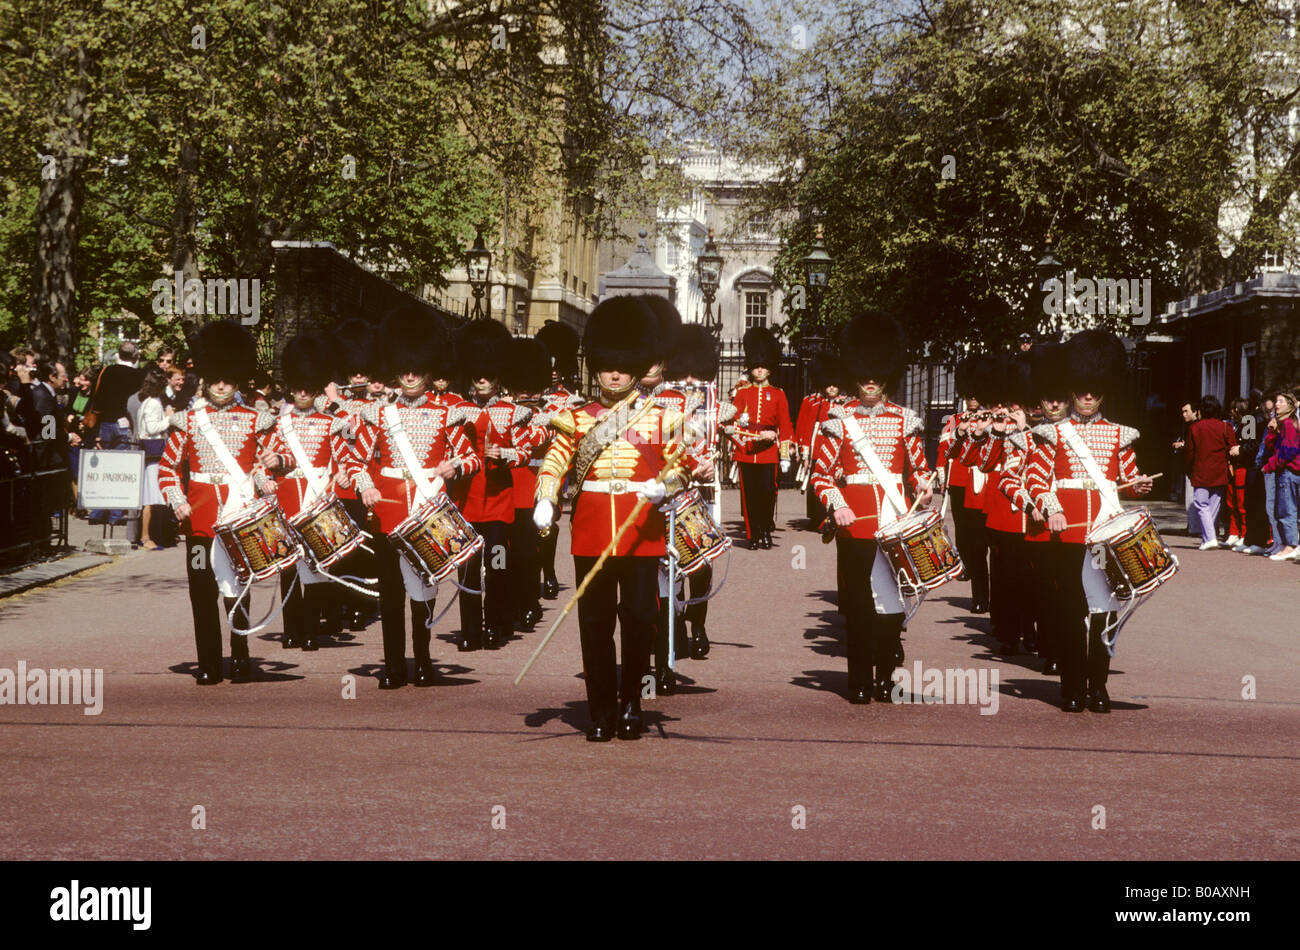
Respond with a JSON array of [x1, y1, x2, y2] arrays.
[[534, 320, 579, 381], [281, 332, 335, 392], [332, 318, 377, 378], [809, 351, 846, 390], [378, 304, 447, 380], [955, 353, 998, 404], [1029, 342, 1069, 401], [503, 337, 552, 395], [742, 326, 782, 370], [639, 294, 683, 367], [995, 353, 1033, 408], [192, 320, 256, 384], [583, 296, 656, 375], [665, 323, 720, 382], [1064, 329, 1127, 397], [840, 310, 906, 389], [457, 319, 512, 381]]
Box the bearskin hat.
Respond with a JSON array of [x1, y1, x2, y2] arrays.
[[639, 294, 683, 367], [665, 323, 720, 382], [742, 326, 782, 371], [809, 351, 846, 391], [457, 319, 512, 381], [281, 332, 335, 393], [955, 353, 999, 404], [1064, 329, 1127, 397], [192, 319, 256, 384], [378, 304, 447, 380], [994, 353, 1033, 408], [583, 295, 656, 375], [503, 337, 552, 395], [534, 320, 579, 381], [332, 317, 377, 379], [1029, 342, 1069, 401], [840, 310, 906, 389]]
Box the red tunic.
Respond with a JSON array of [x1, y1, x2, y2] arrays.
[[729, 381, 793, 464], [263, 407, 358, 518], [332, 394, 380, 500], [459, 396, 534, 524], [351, 394, 481, 533], [810, 400, 931, 540], [158, 401, 278, 538], [939, 412, 974, 488], [1024, 413, 1143, 544]]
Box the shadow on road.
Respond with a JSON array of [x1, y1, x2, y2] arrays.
[[346, 661, 479, 687], [166, 659, 305, 683], [791, 668, 849, 697]]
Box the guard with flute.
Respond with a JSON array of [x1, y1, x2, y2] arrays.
[[811, 311, 933, 705], [532, 296, 698, 741]]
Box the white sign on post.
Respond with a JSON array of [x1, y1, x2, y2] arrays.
[[78, 449, 145, 511]]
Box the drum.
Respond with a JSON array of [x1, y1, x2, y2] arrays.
[[875, 508, 963, 593], [214, 497, 300, 585], [291, 492, 366, 570], [667, 487, 731, 575], [389, 492, 483, 585], [1085, 507, 1178, 600]]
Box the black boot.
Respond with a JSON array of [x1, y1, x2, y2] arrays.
[[520, 606, 543, 631], [378, 664, 406, 689], [413, 658, 436, 687], [617, 700, 643, 740], [483, 626, 503, 650], [229, 658, 252, 683], [1061, 694, 1085, 713], [655, 667, 677, 696], [1042, 658, 1060, 676], [690, 625, 710, 659], [195, 668, 221, 686], [848, 683, 871, 705], [1087, 686, 1111, 713], [283, 634, 299, 649], [586, 715, 615, 741], [301, 633, 319, 652], [457, 630, 481, 652], [541, 577, 559, 600]]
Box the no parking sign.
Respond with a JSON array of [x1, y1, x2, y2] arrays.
[[78, 449, 145, 511]]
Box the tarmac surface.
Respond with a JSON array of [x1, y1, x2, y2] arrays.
[[0, 490, 1295, 860]]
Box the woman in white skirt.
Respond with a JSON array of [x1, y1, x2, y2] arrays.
[[134, 366, 171, 550]]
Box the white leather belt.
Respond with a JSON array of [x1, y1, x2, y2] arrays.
[[845, 472, 902, 486], [582, 478, 655, 494], [284, 466, 329, 480], [381, 466, 439, 481], [1057, 477, 1113, 490]]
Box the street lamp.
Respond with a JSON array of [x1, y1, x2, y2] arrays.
[[1035, 230, 1064, 337], [466, 229, 492, 320], [801, 223, 834, 353], [696, 227, 725, 338]]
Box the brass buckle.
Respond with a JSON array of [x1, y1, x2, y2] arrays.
[[611, 479, 627, 493]]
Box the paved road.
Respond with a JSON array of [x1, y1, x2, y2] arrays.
[[1, 491, 1295, 859]]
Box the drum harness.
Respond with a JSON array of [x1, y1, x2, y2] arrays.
[[382, 405, 482, 629], [277, 415, 379, 600], [196, 408, 299, 637]]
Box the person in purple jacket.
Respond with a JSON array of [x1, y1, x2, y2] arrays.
[[1261, 389, 1300, 560]]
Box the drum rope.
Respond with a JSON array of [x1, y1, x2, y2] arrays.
[[228, 568, 299, 637], [678, 545, 732, 607]]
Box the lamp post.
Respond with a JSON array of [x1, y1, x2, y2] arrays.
[[800, 223, 833, 354], [1035, 231, 1064, 339], [696, 227, 724, 339], [466, 229, 492, 321]]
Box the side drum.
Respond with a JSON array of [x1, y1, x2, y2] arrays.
[[389, 492, 483, 585], [214, 497, 301, 585], [1085, 507, 1178, 600], [291, 492, 365, 571], [874, 508, 963, 593], [668, 488, 731, 575]]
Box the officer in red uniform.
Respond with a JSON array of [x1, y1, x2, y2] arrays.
[[811, 311, 932, 704], [729, 327, 793, 549], [352, 307, 482, 688], [945, 356, 997, 613], [795, 353, 847, 530], [260, 332, 360, 651], [502, 336, 554, 633], [533, 320, 582, 601], [455, 319, 536, 651], [1025, 330, 1154, 713], [159, 320, 277, 685], [533, 296, 697, 741]]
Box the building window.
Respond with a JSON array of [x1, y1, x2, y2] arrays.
[[665, 240, 678, 269], [1202, 348, 1227, 405], [744, 291, 769, 329], [1240, 343, 1257, 398]]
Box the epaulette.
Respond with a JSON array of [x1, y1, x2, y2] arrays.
[[897, 405, 924, 438], [532, 411, 553, 429], [255, 409, 277, 432], [549, 409, 577, 436], [717, 402, 738, 424], [827, 405, 847, 420], [511, 404, 533, 427], [329, 414, 350, 436], [1030, 423, 1057, 445], [1118, 424, 1140, 449], [169, 408, 189, 431], [446, 403, 474, 427], [1008, 431, 1029, 453], [359, 401, 382, 427], [820, 418, 844, 439]]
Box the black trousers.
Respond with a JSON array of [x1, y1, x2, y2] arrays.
[[509, 508, 540, 617], [458, 520, 512, 636], [988, 529, 1034, 645], [1243, 469, 1269, 547], [835, 537, 904, 689], [372, 533, 434, 673], [280, 570, 324, 642], [738, 462, 777, 539], [654, 562, 714, 671], [538, 511, 559, 583], [575, 555, 657, 724], [950, 486, 989, 605], [805, 484, 826, 529], [185, 535, 251, 678], [1025, 541, 1060, 661], [1041, 540, 1112, 699]]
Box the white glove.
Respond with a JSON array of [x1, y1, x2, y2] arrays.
[[780, 459, 791, 474], [533, 500, 554, 532], [637, 481, 666, 505]]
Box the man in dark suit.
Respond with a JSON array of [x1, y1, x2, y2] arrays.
[[24, 360, 78, 550]]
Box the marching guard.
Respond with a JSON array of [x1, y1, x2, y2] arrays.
[[261, 332, 361, 651], [160, 320, 278, 685], [811, 311, 933, 704], [351, 307, 482, 688], [730, 327, 794, 549], [532, 296, 698, 741], [795, 353, 848, 530], [533, 320, 583, 601], [1024, 330, 1154, 713], [945, 356, 997, 613]]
